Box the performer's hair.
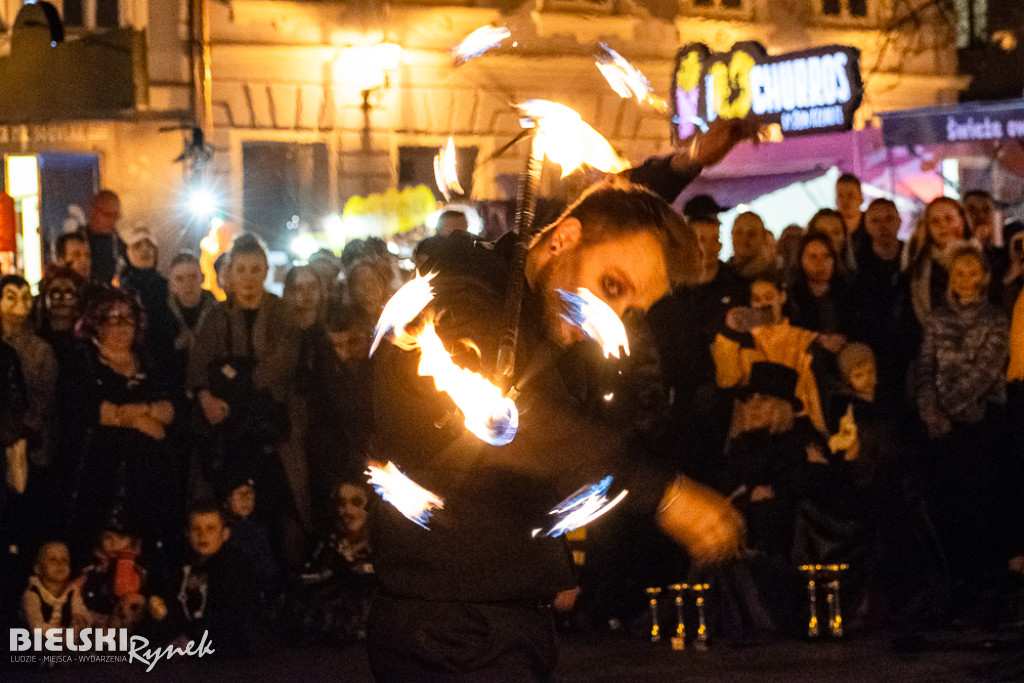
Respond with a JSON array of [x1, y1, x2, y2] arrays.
[[536, 179, 700, 288]]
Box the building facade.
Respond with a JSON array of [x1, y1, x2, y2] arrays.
[[0, 0, 969, 268]]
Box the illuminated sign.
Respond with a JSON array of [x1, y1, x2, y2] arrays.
[[672, 42, 863, 140]]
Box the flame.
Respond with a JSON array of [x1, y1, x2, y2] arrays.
[[371, 272, 437, 356], [433, 137, 465, 202], [515, 100, 631, 178], [558, 288, 630, 358], [366, 461, 444, 529], [199, 218, 231, 301], [533, 476, 628, 538], [372, 272, 519, 446], [595, 43, 668, 113], [452, 25, 511, 65]]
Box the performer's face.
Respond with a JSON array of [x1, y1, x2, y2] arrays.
[[535, 221, 669, 346]]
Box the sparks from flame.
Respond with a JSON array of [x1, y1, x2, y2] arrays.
[[371, 272, 519, 446], [533, 476, 628, 538], [452, 25, 511, 65], [433, 137, 465, 202], [595, 43, 668, 113], [558, 288, 630, 358], [366, 462, 444, 529], [515, 100, 631, 178]]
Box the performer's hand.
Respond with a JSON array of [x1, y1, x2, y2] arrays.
[[673, 117, 764, 171], [657, 476, 745, 568]]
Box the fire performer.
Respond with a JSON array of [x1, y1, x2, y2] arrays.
[[367, 122, 754, 681]]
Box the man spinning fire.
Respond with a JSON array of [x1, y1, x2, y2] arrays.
[[367, 119, 754, 682]]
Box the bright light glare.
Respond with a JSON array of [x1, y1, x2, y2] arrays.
[[189, 188, 218, 218], [291, 234, 320, 261]]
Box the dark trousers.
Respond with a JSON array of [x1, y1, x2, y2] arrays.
[[367, 594, 558, 683]]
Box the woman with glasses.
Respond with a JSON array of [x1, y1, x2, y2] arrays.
[[71, 288, 178, 566]]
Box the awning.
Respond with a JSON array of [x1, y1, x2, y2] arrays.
[[675, 127, 887, 209], [879, 98, 1024, 148]]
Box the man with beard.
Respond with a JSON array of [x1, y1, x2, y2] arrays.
[[368, 181, 745, 682]]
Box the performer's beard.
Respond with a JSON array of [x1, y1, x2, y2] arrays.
[[533, 249, 586, 348]]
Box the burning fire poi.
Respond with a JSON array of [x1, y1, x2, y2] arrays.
[[558, 288, 631, 358], [452, 25, 511, 65], [371, 273, 519, 447], [595, 43, 668, 113], [433, 137, 465, 202], [533, 476, 628, 538], [366, 462, 444, 529], [515, 100, 631, 178]]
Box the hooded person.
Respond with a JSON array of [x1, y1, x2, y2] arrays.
[[118, 226, 177, 380]]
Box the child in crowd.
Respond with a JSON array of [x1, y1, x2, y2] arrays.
[[219, 473, 279, 597], [290, 480, 374, 644], [78, 520, 158, 630], [165, 500, 262, 658], [713, 362, 825, 640], [22, 541, 89, 635]]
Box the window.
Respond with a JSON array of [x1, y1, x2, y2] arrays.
[[955, 0, 988, 48], [398, 145, 477, 201], [242, 142, 329, 251], [692, 0, 744, 10], [61, 0, 120, 29], [823, 0, 867, 17]]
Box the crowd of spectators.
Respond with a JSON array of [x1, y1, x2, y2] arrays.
[[1, 177, 1023, 663]]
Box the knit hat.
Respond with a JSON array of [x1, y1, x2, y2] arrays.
[[738, 361, 802, 410], [215, 471, 256, 501], [837, 343, 875, 381]]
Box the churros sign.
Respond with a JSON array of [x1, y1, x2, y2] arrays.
[[672, 42, 863, 139]]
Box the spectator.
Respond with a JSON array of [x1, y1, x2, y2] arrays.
[[912, 243, 1011, 618], [53, 232, 91, 281], [713, 273, 826, 432], [904, 196, 968, 325], [785, 232, 855, 345], [835, 172, 867, 258], [165, 501, 262, 658], [0, 275, 58, 538], [999, 221, 1024, 309], [292, 480, 375, 644], [72, 288, 177, 560], [119, 226, 177, 377], [219, 474, 279, 597], [188, 234, 301, 568], [961, 189, 999, 248], [776, 224, 805, 278], [647, 211, 745, 481], [853, 199, 908, 400], [808, 208, 855, 276], [713, 362, 825, 640], [79, 520, 156, 630], [82, 190, 124, 286], [728, 211, 775, 282], [22, 541, 88, 635], [168, 251, 216, 365]]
